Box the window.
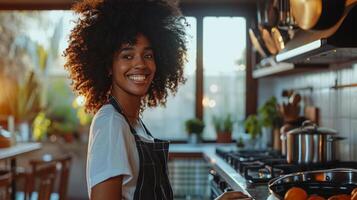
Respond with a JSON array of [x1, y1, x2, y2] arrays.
[[202, 17, 246, 140], [143, 17, 197, 140], [1, 11, 247, 141]]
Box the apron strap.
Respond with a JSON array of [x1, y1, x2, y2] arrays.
[[139, 118, 154, 137], [109, 96, 137, 134]]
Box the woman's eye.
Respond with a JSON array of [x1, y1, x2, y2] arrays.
[[122, 55, 133, 60], [144, 54, 154, 59]]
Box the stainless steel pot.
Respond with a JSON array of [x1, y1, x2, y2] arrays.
[[286, 121, 342, 164]]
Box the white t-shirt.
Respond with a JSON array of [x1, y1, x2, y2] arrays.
[[86, 104, 154, 199]]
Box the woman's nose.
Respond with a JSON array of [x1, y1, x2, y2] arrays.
[[133, 56, 146, 68]]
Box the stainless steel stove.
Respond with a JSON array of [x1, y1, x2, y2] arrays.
[[210, 148, 357, 199]]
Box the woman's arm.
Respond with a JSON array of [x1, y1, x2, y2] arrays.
[[91, 175, 123, 200]]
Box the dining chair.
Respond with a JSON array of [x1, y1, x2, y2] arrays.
[[0, 170, 12, 200], [26, 160, 57, 200], [55, 155, 72, 200], [17, 154, 72, 200]]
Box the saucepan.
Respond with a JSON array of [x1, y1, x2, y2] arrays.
[[286, 121, 345, 164]]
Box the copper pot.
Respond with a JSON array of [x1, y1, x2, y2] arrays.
[[249, 27, 270, 57], [290, 0, 346, 30]]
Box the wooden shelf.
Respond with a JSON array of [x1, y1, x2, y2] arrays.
[[253, 62, 294, 78]]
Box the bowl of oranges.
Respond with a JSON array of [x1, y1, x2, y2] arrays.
[[268, 168, 357, 200]]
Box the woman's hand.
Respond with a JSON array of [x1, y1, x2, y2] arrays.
[[215, 191, 252, 200]]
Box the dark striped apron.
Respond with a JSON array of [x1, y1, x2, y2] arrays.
[[109, 97, 173, 200]]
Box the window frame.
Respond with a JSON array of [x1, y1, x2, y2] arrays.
[[181, 4, 258, 143]]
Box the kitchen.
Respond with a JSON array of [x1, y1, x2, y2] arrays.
[[0, 0, 357, 200]]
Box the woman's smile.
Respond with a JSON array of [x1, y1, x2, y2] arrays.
[[126, 72, 151, 83]]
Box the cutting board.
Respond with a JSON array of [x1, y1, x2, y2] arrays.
[[304, 106, 319, 125]]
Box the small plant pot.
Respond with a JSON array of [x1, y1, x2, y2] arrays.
[[216, 132, 232, 143], [188, 134, 201, 144], [63, 134, 74, 143]]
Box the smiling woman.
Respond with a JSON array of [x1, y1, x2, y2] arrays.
[[63, 0, 189, 199], [63, 0, 251, 199]]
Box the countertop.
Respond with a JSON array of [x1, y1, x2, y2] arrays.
[[169, 144, 272, 200], [0, 142, 42, 160]]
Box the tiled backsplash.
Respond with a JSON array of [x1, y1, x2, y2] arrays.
[[258, 64, 357, 161]]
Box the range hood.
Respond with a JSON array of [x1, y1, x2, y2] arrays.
[[275, 4, 357, 64]]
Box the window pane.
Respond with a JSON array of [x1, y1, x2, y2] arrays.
[[142, 17, 197, 140], [203, 17, 246, 140]]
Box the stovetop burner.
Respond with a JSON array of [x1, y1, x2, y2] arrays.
[[216, 148, 357, 185]]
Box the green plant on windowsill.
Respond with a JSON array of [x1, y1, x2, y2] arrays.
[[258, 96, 283, 148], [258, 96, 283, 128], [185, 118, 205, 144], [49, 121, 76, 143], [236, 137, 245, 148], [212, 114, 234, 143], [244, 114, 261, 140], [185, 118, 205, 135], [32, 112, 51, 141], [212, 114, 234, 133], [47, 102, 79, 143]]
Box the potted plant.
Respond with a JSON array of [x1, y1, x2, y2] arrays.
[[47, 103, 79, 143], [50, 121, 76, 143], [1, 71, 43, 142], [32, 111, 51, 141], [244, 114, 261, 149], [185, 118, 205, 144], [212, 114, 234, 143], [72, 96, 93, 142], [236, 137, 245, 148], [258, 96, 283, 148]]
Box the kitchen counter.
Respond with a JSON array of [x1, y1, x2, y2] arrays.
[[169, 144, 271, 200]]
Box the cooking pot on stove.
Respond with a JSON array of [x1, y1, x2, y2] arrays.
[[286, 121, 344, 164]]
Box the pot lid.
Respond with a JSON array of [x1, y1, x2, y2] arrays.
[[287, 120, 338, 135]]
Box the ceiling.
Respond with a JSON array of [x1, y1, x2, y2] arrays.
[[0, 0, 257, 10], [0, 0, 257, 4], [181, 0, 256, 4]]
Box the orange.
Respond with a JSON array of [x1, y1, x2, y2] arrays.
[[327, 194, 351, 200], [284, 187, 308, 200], [352, 193, 357, 200], [307, 195, 325, 200], [352, 188, 357, 196]]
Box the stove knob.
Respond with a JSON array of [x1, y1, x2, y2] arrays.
[[224, 187, 233, 192], [219, 181, 227, 191], [209, 170, 220, 183]]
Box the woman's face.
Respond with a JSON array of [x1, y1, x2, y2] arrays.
[[111, 34, 156, 98]]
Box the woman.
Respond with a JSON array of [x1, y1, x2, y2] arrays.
[[65, 0, 251, 199]]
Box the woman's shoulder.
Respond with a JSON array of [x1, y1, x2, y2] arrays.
[[93, 104, 125, 122], [89, 104, 132, 142], [90, 104, 128, 132]]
